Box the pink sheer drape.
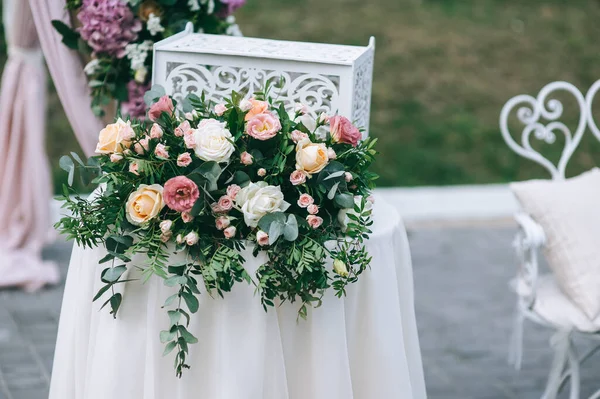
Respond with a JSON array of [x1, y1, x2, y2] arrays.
[[0, 0, 59, 290]]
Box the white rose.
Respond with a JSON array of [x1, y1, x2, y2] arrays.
[[235, 181, 290, 228], [295, 113, 317, 133], [192, 119, 235, 163], [337, 196, 374, 232]]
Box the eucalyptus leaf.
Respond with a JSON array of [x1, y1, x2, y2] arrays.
[[177, 325, 198, 344], [59, 155, 74, 173], [283, 214, 299, 241], [168, 310, 181, 326], [268, 221, 283, 245], [162, 341, 177, 356], [258, 212, 287, 232], [182, 292, 199, 313], [335, 193, 355, 209], [160, 330, 176, 343], [101, 265, 127, 283], [327, 181, 341, 200], [109, 293, 122, 316]]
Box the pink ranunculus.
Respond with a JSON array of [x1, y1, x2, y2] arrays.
[[327, 148, 337, 160], [306, 215, 323, 229], [183, 131, 196, 149], [129, 161, 139, 175], [307, 204, 319, 215], [174, 120, 191, 137], [177, 153, 192, 167], [240, 151, 253, 165], [257, 168, 267, 177], [110, 153, 123, 163], [344, 172, 353, 182], [226, 184, 241, 200], [150, 123, 163, 139], [256, 230, 269, 246], [297, 193, 314, 208], [182, 212, 194, 223], [329, 116, 361, 147], [215, 103, 227, 116], [215, 216, 231, 230], [290, 130, 309, 144], [134, 136, 150, 154], [245, 113, 281, 141], [218, 195, 233, 212], [154, 143, 169, 159], [290, 170, 307, 186], [224, 226, 237, 239], [148, 95, 174, 122], [163, 176, 200, 213]]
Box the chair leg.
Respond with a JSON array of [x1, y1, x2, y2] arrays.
[[542, 331, 571, 399]]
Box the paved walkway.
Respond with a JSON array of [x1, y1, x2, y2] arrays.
[[2, 227, 600, 399]]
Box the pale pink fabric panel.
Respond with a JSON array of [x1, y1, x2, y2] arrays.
[[28, 0, 102, 157], [0, 0, 59, 290]]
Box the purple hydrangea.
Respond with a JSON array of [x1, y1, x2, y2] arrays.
[[220, 0, 246, 16], [77, 0, 142, 58], [121, 81, 149, 119]]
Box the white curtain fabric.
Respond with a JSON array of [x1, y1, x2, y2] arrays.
[[49, 196, 427, 399], [0, 0, 59, 291]]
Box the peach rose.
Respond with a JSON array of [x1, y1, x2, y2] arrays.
[[240, 151, 253, 165], [256, 230, 269, 246], [297, 193, 314, 208], [307, 204, 319, 215], [223, 226, 236, 239], [295, 139, 328, 175], [148, 95, 174, 122], [215, 216, 231, 230], [306, 215, 323, 229], [246, 113, 281, 141], [290, 170, 307, 186], [125, 184, 165, 226], [150, 123, 163, 139], [177, 152, 192, 167], [244, 98, 268, 121], [96, 118, 135, 154]]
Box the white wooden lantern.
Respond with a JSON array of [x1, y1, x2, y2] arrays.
[[152, 23, 375, 136]]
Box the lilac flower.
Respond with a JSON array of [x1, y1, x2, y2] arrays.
[[121, 81, 149, 119], [220, 0, 246, 16], [77, 0, 142, 58]]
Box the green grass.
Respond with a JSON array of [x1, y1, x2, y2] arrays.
[[6, 0, 600, 189]]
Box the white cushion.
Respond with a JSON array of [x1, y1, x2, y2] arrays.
[[511, 168, 600, 320], [524, 274, 600, 332]]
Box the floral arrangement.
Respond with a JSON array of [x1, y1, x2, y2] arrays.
[[57, 86, 378, 376], [52, 0, 245, 118]]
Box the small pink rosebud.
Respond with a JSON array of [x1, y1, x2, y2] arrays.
[[290, 130, 309, 144], [150, 123, 163, 139], [256, 230, 269, 246], [307, 204, 319, 215], [240, 151, 253, 165], [211, 202, 222, 213], [257, 168, 267, 177], [297, 193, 314, 208], [154, 143, 169, 160], [290, 170, 307, 186], [176, 234, 185, 244], [177, 152, 192, 167], [183, 131, 196, 149], [294, 103, 309, 115], [215, 103, 227, 116], [344, 172, 353, 182], [223, 226, 236, 239], [159, 220, 173, 233], [134, 137, 150, 154], [174, 121, 191, 137], [129, 161, 139, 175], [218, 195, 233, 212], [306, 215, 323, 229], [182, 212, 194, 223], [239, 98, 253, 112], [226, 184, 241, 200], [160, 231, 172, 243], [185, 112, 194, 121], [318, 113, 330, 125], [327, 148, 336, 160], [185, 231, 199, 246], [110, 153, 123, 163], [215, 216, 231, 230]]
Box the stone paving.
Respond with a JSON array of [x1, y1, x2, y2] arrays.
[[2, 227, 600, 399]]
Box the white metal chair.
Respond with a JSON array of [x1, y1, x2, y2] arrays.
[[500, 80, 600, 399]]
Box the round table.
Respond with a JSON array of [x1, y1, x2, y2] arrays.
[[49, 195, 427, 399]]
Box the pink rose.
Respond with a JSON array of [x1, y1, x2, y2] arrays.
[[160, 220, 173, 233], [174, 121, 191, 137], [256, 230, 269, 246], [344, 172, 353, 182], [240, 151, 253, 165], [148, 95, 174, 122], [306, 215, 323, 229], [110, 153, 123, 163], [245, 113, 281, 141], [176, 234, 184, 244], [215, 216, 231, 230], [327, 148, 336, 160], [163, 176, 200, 213], [210, 202, 222, 213], [215, 103, 227, 116], [182, 212, 194, 223], [290, 130, 309, 144], [218, 195, 233, 212], [307, 204, 319, 215], [134, 136, 150, 154], [224, 226, 236, 239], [185, 231, 199, 246], [154, 143, 169, 159], [297, 193, 314, 208], [226, 184, 241, 200], [160, 231, 172, 243], [150, 123, 163, 139], [177, 153, 192, 167], [129, 161, 139, 175], [183, 131, 196, 149], [329, 116, 361, 147], [290, 170, 307, 186], [257, 168, 267, 177], [244, 98, 269, 121]]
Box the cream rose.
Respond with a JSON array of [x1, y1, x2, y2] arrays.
[[235, 181, 290, 228], [96, 118, 135, 154], [295, 139, 329, 175], [337, 195, 374, 232], [126, 184, 165, 226], [191, 119, 235, 163]]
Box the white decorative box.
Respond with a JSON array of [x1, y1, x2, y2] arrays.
[[152, 23, 375, 135]]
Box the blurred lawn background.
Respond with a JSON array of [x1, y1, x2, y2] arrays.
[[4, 0, 600, 191]]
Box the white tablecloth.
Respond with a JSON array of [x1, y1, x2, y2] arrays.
[[49, 195, 426, 399]]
